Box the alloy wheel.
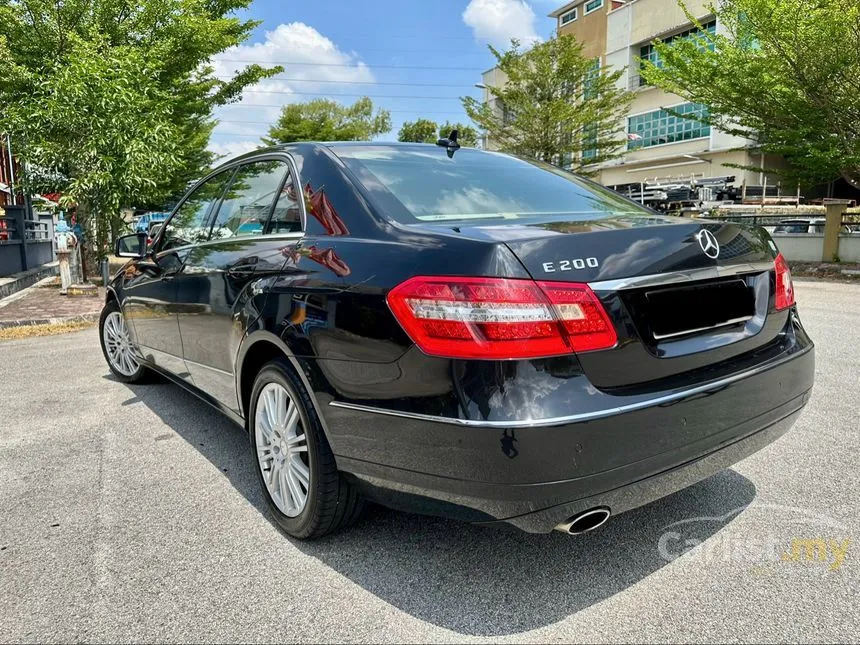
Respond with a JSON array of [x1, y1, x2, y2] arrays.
[[103, 311, 139, 377], [254, 382, 310, 517]]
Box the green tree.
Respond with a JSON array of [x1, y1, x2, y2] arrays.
[[0, 0, 281, 259], [398, 119, 439, 143], [264, 97, 391, 144], [642, 0, 860, 189], [437, 122, 479, 147], [463, 35, 634, 173]]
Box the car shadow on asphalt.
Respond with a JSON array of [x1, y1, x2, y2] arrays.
[[117, 375, 758, 637]]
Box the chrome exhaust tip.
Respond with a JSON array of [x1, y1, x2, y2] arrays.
[[554, 507, 611, 535]]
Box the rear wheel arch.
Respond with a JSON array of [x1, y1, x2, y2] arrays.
[[105, 285, 119, 305], [236, 332, 329, 436]]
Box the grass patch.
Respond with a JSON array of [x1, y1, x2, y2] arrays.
[[0, 320, 96, 341]]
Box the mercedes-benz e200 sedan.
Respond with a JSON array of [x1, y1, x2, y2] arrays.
[[103, 142, 814, 538]]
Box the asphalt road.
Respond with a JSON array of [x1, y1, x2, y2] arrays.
[[1, 280, 858, 643]]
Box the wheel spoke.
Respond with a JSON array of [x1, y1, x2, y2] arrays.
[[286, 468, 305, 509], [290, 456, 310, 490], [279, 466, 293, 511], [265, 389, 278, 432], [285, 431, 304, 447], [276, 387, 288, 427], [268, 459, 280, 491], [284, 401, 299, 436]]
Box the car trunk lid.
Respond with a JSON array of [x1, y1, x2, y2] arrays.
[[413, 216, 783, 389]]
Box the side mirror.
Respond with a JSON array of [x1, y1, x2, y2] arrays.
[[115, 232, 147, 258]]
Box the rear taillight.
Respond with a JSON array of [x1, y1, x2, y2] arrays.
[[774, 253, 795, 311], [386, 276, 617, 360]]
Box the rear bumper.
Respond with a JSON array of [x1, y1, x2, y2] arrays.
[[324, 338, 814, 533]]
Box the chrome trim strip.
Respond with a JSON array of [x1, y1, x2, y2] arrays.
[[651, 315, 754, 341], [327, 345, 811, 428], [183, 356, 233, 377], [588, 262, 774, 292]]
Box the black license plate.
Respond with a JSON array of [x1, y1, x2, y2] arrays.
[[644, 279, 755, 340]]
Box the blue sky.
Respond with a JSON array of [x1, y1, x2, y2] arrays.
[[209, 0, 560, 158]]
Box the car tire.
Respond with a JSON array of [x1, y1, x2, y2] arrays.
[[249, 358, 364, 539], [99, 300, 149, 384]]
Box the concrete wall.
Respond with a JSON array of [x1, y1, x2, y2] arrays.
[[836, 236, 860, 263], [480, 67, 509, 151], [773, 235, 860, 263], [558, 0, 611, 61], [624, 0, 711, 44], [599, 148, 766, 185]]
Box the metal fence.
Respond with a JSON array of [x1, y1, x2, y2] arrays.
[[0, 206, 56, 276]]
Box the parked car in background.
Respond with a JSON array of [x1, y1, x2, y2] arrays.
[[102, 142, 815, 540], [772, 217, 854, 235], [134, 211, 169, 234]]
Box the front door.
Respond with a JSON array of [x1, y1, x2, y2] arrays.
[[174, 157, 303, 411], [124, 169, 233, 377]]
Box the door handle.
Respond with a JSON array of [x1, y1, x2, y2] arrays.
[[226, 263, 257, 277]]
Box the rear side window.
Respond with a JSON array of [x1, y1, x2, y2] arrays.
[[266, 170, 302, 234], [210, 160, 289, 239], [159, 171, 232, 251], [332, 145, 649, 225]]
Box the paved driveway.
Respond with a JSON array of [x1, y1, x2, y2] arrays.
[[1, 280, 858, 643]]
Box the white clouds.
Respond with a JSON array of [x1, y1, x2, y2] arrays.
[[462, 0, 542, 48], [207, 140, 260, 160], [208, 23, 376, 159]]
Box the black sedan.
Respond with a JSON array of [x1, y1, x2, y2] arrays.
[[103, 141, 814, 539]]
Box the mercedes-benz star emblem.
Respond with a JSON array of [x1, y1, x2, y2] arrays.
[[696, 229, 720, 259]]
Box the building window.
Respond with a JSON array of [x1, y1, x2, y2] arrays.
[[640, 20, 716, 86], [560, 8, 577, 25], [583, 58, 600, 100], [584, 0, 603, 15], [582, 123, 598, 162], [627, 103, 710, 149]]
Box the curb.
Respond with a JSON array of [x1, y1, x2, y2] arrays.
[[0, 312, 100, 330]]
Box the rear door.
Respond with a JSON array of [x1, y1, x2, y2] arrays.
[[174, 156, 303, 411]]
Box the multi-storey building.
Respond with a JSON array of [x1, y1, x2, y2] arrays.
[[594, 0, 782, 187], [482, 0, 784, 191], [550, 0, 627, 63]]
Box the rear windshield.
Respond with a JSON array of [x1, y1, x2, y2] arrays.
[[331, 145, 650, 224]]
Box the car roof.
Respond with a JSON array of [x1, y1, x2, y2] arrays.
[[225, 140, 469, 163]]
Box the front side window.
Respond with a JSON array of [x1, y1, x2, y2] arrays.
[[159, 171, 232, 251], [584, 0, 603, 14], [333, 145, 650, 225], [627, 102, 710, 149], [210, 160, 289, 239]]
